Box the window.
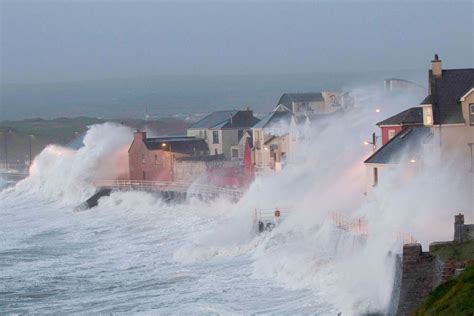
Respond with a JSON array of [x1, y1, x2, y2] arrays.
[[470, 104, 474, 126], [238, 130, 243, 140], [388, 129, 397, 140], [212, 131, 219, 144], [141, 153, 145, 164], [142, 171, 146, 180], [423, 106, 433, 126], [154, 154, 158, 161], [204, 130, 207, 139], [214, 149, 218, 155], [232, 149, 239, 158]]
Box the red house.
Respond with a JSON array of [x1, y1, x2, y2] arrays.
[[376, 107, 423, 145], [128, 131, 208, 181]]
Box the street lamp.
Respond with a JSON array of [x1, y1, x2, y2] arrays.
[[364, 132, 381, 153], [28, 134, 34, 166], [162, 143, 173, 181]]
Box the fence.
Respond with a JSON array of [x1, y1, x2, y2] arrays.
[[253, 207, 417, 244], [93, 179, 244, 200], [330, 212, 368, 235], [254, 207, 292, 222]]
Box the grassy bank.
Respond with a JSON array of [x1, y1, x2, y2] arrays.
[[430, 240, 474, 262], [414, 264, 474, 315]]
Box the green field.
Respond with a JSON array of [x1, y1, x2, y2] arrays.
[[414, 264, 474, 315], [430, 240, 474, 263]]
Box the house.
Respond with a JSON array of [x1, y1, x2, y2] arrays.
[[252, 104, 297, 172], [277, 91, 348, 117], [364, 127, 433, 188], [376, 107, 423, 145], [420, 55, 474, 171], [128, 131, 208, 182], [230, 130, 253, 160], [187, 109, 259, 159], [364, 55, 474, 190]]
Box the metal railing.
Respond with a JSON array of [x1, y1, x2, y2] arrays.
[[93, 179, 244, 199], [330, 211, 368, 235], [254, 207, 292, 222], [253, 208, 417, 244]]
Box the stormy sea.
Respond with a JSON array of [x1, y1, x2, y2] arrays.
[[0, 87, 463, 314]]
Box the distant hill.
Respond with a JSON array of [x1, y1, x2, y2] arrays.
[[0, 71, 425, 120], [0, 117, 191, 164]]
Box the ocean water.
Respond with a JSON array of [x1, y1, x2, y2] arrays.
[[1, 87, 464, 314], [0, 121, 377, 314], [0, 189, 330, 314]]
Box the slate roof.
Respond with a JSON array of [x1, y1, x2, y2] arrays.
[[144, 136, 208, 154], [419, 94, 432, 105], [253, 104, 293, 129], [364, 127, 432, 164], [189, 110, 259, 129], [376, 107, 423, 127], [428, 68, 474, 124], [278, 93, 324, 109]]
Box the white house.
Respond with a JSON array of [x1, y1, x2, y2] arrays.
[[187, 109, 259, 159]]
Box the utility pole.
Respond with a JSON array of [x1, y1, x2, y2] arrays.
[[2, 131, 9, 170], [28, 135, 33, 166], [364, 132, 380, 153]]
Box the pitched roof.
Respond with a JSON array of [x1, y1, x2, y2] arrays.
[[278, 93, 324, 109], [364, 127, 432, 164], [420, 94, 433, 105], [376, 107, 423, 126], [253, 104, 293, 129], [429, 68, 474, 124], [189, 110, 259, 129], [144, 136, 208, 154]]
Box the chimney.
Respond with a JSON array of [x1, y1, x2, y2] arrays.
[[431, 54, 442, 78], [134, 130, 146, 142]]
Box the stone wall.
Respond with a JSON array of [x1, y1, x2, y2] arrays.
[[454, 213, 474, 243], [395, 214, 473, 315], [396, 243, 443, 315]]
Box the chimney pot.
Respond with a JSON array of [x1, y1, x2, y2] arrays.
[[431, 54, 442, 77]]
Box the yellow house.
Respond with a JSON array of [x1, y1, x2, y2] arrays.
[[365, 55, 474, 193], [420, 55, 474, 171]]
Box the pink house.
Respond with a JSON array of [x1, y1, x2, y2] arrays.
[[376, 107, 423, 145], [128, 131, 208, 181]]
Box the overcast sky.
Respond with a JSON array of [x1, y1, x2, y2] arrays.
[[1, 1, 473, 84]]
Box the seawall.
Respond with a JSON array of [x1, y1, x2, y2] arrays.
[[395, 243, 443, 315]]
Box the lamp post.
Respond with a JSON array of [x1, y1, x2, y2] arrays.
[[1, 130, 10, 170], [364, 132, 381, 153], [162, 143, 173, 182], [28, 135, 34, 166]]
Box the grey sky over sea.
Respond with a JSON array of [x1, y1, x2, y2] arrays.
[[1, 1, 473, 119]]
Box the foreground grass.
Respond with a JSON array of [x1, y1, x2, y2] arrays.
[[414, 264, 474, 315]]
